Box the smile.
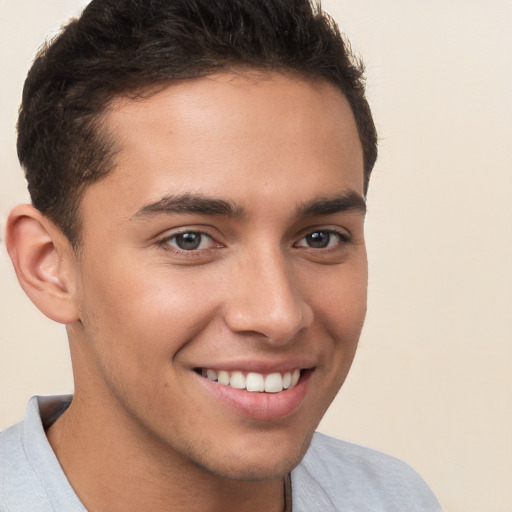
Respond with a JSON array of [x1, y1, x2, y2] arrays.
[[199, 368, 301, 393]]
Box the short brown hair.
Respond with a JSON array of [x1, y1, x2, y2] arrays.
[[17, 0, 377, 246]]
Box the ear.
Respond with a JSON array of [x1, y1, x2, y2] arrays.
[[5, 204, 79, 324]]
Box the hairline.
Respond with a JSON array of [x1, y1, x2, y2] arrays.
[[62, 67, 368, 251]]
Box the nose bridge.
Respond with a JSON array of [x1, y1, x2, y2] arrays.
[[224, 244, 313, 343]]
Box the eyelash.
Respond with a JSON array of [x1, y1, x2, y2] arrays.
[[294, 229, 351, 250], [158, 230, 219, 253], [157, 228, 351, 255]]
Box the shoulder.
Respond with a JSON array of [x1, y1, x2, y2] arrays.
[[291, 432, 443, 512], [0, 396, 82, 512], [0, 420, 52, 512]]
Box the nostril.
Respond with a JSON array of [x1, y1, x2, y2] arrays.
[[222, 268, 314, 343]]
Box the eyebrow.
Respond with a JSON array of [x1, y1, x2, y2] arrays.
[[133, 189, 366, 220], [297, 190, 367, 217], [133, 193, 244, 219]]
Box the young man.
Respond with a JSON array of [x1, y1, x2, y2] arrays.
[[0, 1, 442, 510]]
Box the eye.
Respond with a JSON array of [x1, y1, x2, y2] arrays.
[[164, 231, 216, 251], [295, 230, 348, 249]]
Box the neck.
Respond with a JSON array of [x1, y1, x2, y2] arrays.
[[46, 392, 286, 512]]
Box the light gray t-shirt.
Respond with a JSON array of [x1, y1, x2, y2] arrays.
[[0, 396, 443, 511]]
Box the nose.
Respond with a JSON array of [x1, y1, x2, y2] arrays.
[[223, 249, 314, 344]]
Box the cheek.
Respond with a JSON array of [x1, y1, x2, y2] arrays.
[[314, 267, 367, 397], [77, 259, 218, 368], [314, 262, 368, 338]]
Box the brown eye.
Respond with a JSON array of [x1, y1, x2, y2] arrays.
[[175, 233, 202, 250], [296, 230, 346, 249], [305, 231, 332, 248], [165, 232, 215, 251]]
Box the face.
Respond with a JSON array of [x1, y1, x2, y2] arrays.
[[68, 72, 367, 481]]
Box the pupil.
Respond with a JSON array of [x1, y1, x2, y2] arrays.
[[307, 231, 330, 248], [176, 233, 201, 250]]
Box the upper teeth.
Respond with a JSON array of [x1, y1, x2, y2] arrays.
[[202, 369, 301, 393]]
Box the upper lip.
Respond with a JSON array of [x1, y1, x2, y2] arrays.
[[192, 358, 316, 374]]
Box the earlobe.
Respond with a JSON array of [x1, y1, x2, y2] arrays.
[[5, 204, 79, 324]]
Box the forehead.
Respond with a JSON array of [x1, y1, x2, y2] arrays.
[[82, 72, 364, 220]]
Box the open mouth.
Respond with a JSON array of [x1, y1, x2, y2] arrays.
[[195, 368, 303, 393]]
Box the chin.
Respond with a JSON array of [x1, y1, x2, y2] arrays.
[[203, 454, 301, 482], [192, 431, 314, 482]]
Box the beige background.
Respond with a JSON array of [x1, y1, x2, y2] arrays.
[[1, 1, 511, 511]]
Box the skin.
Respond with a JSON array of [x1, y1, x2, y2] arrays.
[[7, 72, 367, 512]]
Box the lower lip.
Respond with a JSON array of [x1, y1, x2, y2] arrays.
[[196, 370, 312, 421]]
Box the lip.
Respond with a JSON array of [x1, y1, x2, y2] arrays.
[[193, 367, 313, 421], [191, 357, 316, 374]]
